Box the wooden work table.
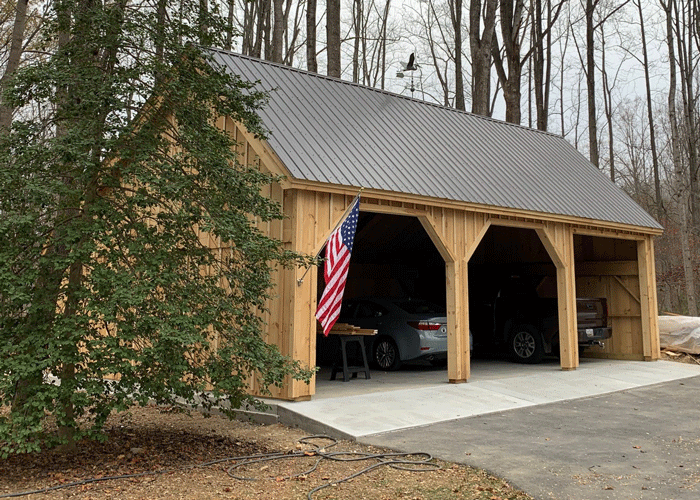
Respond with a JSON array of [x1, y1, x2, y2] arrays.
[[321, 323, 377, 382]]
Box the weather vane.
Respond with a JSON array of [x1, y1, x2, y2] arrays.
[[396, 53, 421, 98]]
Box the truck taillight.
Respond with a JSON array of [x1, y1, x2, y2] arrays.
[[408, 321, 442, 330]]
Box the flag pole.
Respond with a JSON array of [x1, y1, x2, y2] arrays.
[[297, 188, 363, 286]]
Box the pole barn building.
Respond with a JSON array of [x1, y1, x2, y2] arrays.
[[208, 50, 663, 401]]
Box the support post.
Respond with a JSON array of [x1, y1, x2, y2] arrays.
[[286, 190, 316, 400], [446, 258, 469, 383], [537, 224, 578, 370], [638, 237, 660, 360], [557, 250, 579, 370]]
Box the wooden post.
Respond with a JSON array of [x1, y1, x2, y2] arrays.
[[537, 224, 578, 370], [420, 210, 489, 383], [557, 248, 578, 370], [638, 237, 661, 361], [445, 258, 469, 383], [285, 190, 317, 400]]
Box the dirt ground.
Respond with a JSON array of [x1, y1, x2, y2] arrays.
[[2, 351, 695, 500], [0, 404, 532, 500]]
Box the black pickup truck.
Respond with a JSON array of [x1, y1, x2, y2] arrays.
[[471, 277, 612, 363]]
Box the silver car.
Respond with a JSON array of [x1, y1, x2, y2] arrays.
[[338, 297, 448, 371]]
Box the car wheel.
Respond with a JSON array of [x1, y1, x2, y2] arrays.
[[373, 337, 401, 371], [508, 324, 545, 364]]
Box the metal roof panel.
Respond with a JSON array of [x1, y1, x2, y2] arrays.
[[209, 50, 662, 231]]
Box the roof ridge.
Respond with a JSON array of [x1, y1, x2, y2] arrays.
[[205, 47, 563, 140]]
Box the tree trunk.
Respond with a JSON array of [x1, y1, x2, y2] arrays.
[[586, 0, 599, 167], [451, 0, 465, 110], [676, 0, 700, 226], [600, 24, 615, 182], [469, 0, 497, 116], [306, 0, 317, 72], [271, 0, 284, 62], [0, 0, 29, 131], [199, 0, 208, 44], [252, 0, 271, 59], [532, 0, 563, 131], [532, 0, 546, 130], [637, 0, 662, 217], [327, 0, 341, 77], [379, 0, 390, 89], [352, 0, 362, 83], [226, 0, 234, 50], [664, 0, 697, 315], [242, 1, 257, 55]]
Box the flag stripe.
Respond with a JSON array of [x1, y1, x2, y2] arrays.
[[316, 196, 360, 336]]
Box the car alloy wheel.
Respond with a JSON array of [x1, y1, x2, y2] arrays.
[[374, 338, 401, 371], [509, 324, 544, 364]]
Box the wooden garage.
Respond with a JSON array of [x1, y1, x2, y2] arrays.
[[209, 50, 663, 401]]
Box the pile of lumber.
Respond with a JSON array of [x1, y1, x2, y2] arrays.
[[320, 323, 377, 335]]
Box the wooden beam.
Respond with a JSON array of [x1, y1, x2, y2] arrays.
[[576, 261, 640, 276], [535, 226, 566, 268], [572, 227, 650, 241], [360, 202, 428, 217], [289, 180, 663, 237], [418, 214, 457, 263], [286, 190, 317, 399], [558, 238, 579, 370], [446, 258, 469, 383], [465, 218, 492, 261], [422, 209, 490, 383], [537, 224, 578, 370], [638, 238, 661, 360], [613, 276, 641, 304], [233, 122, 294, 187]]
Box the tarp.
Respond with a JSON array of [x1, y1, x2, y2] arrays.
[[658, 315, 700, 354]]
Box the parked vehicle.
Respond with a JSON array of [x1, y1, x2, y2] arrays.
[[471, 277, 612, 363], [335, 297, 448, 371]]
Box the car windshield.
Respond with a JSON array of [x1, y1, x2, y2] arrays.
[[394, 300, 445, 315]]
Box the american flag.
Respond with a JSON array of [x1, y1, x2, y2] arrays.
[[316, 196, 360, 336]]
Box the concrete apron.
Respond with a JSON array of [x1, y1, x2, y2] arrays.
[[275, 359, 700, 441]]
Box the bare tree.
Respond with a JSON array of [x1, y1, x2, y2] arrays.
[[352, 0, 395, 88], [307, 0, 318, 71], [585, 0, 600, 167], [450, 0, 465, 110], [491, 0, 527, 124], [403, 0, 459, 106], [615, 98, 655, 204], [271, 0, 285, 62], [530, 0, 566, 131], [673, 0, 700, 225], [599, 19, 630, 183], [635, 0, 663, 217], [327, 0, 341, 76], [661, 0, 697, 315], [469, 0, 497, 116]]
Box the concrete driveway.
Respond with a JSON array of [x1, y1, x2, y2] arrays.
[[276, 359, 700, 499]]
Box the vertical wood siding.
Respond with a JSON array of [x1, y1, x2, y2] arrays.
[[220, 118, 660, 400]]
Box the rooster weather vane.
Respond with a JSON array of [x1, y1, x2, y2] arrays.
[[396, 53, 421, 98]]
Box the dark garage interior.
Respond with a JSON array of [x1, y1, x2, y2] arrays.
[[316, 213, 569, 368]]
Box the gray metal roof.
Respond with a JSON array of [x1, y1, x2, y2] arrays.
[[209, 49, 662, 231]]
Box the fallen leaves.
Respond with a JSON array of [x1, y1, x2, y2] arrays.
[[0, 405, 534, 500]]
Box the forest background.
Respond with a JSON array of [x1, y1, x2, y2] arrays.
[[3, 0, 700, 315]]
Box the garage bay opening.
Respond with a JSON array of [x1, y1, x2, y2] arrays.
[[315, 212, 448, 377]]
